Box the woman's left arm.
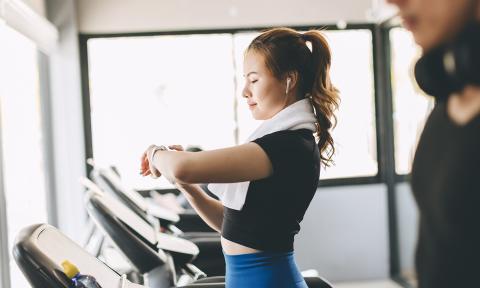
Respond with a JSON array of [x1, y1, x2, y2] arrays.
[[150, 143, 273, 184]]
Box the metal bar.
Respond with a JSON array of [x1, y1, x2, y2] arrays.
[[38, 51, 59, 227], [373, 24, 400, 277]]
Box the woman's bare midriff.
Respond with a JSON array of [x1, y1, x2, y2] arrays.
[[221, 236, 261, 255]]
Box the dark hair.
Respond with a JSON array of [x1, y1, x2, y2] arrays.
[[247, 27, 340, 167]]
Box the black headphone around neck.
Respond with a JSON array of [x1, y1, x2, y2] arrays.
[[414, 21, 480, 101]]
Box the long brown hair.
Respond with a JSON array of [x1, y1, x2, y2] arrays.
[[247, 27, 340, 167]]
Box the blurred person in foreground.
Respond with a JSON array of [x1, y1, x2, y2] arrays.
[[387, 0, 480, 287]]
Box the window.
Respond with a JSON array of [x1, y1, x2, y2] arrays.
[[87, 34, 236, 189], [0, 24, 48, 288], [319, 30, 377, 179], [85, 28, 377, 188], [390, 27, 434, 175]]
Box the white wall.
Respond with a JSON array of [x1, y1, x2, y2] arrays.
[[76, 0, 374, 34], [295, 184, 390, 282]]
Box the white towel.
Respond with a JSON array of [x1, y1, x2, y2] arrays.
[[208, 98, 317, 211]]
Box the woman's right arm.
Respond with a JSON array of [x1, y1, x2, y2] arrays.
[[141, 142, 273, 232], [175, 183, 224, 233]]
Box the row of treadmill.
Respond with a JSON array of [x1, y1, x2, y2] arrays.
[[12, 162, 333, 287]]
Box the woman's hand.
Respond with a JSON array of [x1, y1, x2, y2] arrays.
[[140, 145, 162, 178], [140, 145, 184, 178]]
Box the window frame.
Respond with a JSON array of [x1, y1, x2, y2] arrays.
[[384, 22, 432, 287], [377, 19, 421, 286]]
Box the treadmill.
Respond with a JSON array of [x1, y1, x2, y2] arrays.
[[12, 224, 145, 288]]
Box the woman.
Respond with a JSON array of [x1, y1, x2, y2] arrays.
[[387, 0, 480, 287], [140, 27, 339, 288]]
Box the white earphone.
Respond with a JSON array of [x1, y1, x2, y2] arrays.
[[286, 77, 291, 95]]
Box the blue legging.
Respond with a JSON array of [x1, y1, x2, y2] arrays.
[[224, 251, 308, 288]]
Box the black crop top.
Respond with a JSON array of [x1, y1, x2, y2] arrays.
[[221, 129, 320, 252]]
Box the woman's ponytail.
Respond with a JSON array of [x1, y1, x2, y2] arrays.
[[303, 31, 340, 167]]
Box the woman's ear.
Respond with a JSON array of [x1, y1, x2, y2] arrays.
[[285, 72, 299, 94]]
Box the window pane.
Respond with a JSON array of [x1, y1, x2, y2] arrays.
[[0, 24, 47, 288], [87, 35, 236, 189], [234, 30, 377, 180], [390, 27, 434, 175], [322, 30, 377, 179]]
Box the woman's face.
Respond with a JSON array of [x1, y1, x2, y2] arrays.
[[387, 0, 477, 51], [242, 50, 292, 120]]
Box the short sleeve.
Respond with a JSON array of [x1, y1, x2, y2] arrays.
[[252, 130, 312, 178]]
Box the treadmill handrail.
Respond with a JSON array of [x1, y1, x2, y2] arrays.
[[85, 190, 158, 245], [100, 168, 180, 223], [86, 191, 199, 257]]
